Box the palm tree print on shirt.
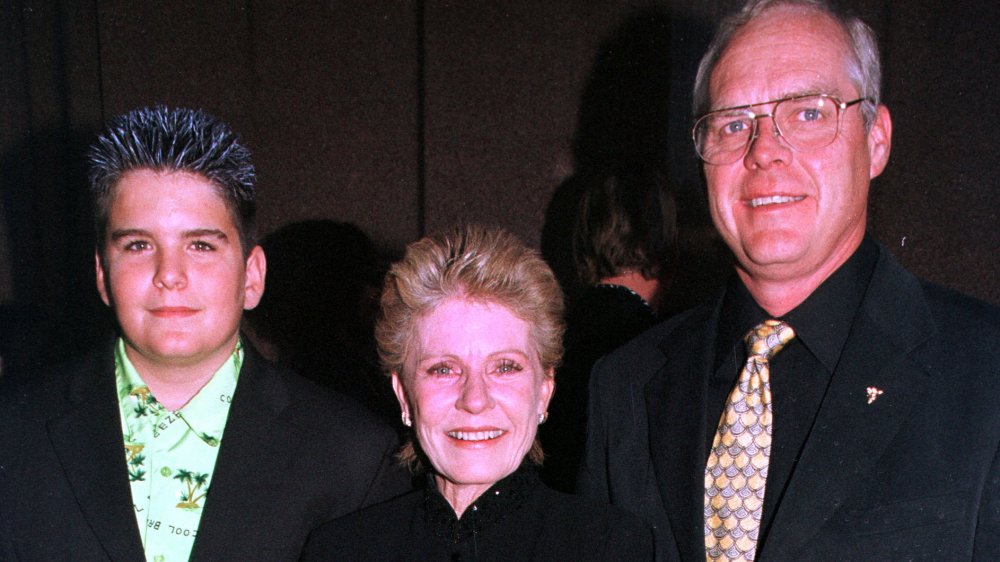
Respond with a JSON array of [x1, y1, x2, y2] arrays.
[[174, 469, 210, 509], [125, 443, 146, 482]]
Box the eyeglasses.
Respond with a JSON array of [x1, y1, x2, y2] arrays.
[[692, 94, 869, 165]]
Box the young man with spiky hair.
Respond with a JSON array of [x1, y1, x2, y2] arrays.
[[0, 107, 409, 561]]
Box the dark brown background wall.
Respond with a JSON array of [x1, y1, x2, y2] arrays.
[[1, 0, 997, 364]]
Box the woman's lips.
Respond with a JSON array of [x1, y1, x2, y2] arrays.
[[446, 429, 506, 442]]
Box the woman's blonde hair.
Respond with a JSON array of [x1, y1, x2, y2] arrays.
[[376, 224, 565, 471]]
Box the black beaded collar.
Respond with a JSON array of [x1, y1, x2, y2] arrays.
[[423, 462, 540, 544], [593, 283, 654, 312]]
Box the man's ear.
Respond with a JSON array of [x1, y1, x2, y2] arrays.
[[95, 250, 111, 307], [868, 104, 892, 179], [242, 245, 266, 310]]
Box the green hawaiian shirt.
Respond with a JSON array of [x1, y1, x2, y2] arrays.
[[116, 338, 242, 562]]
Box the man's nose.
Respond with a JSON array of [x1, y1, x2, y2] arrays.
[[744, 116, 792, 170], [153, 250, 187, 290]]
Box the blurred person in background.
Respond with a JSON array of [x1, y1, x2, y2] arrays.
[[540, 164, 676, 492]]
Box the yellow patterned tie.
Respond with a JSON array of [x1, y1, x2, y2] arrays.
[[704, 319, 795, 561]]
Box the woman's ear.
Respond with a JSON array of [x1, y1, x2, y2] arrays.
[[391, 372, 410, 419], [538, 369, 555, 415]]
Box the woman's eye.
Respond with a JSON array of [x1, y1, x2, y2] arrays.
[[427, 363, 455, 376], [495, 360, 523, 374]]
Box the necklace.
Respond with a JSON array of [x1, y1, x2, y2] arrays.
[[593, 283, 653, 310]]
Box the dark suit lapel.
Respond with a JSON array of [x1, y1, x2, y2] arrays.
[[761, 249, 935, 559], [646, 304, 718, 562], [189, 345, 302, 561], [47, 345, 146, 562]]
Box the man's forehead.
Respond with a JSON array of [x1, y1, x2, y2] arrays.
[[105, 169, 239, 232], [709, 6, 854, 109], [109, 169, 231, 212], [111, 168, 220, 196]]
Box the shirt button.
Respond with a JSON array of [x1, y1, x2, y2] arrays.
[[160, 467, 172, 477]]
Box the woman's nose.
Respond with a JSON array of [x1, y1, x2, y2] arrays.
[[456, 372, 495, 414]]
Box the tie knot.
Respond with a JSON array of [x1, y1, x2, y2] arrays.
[[745, 319, 796, 360]]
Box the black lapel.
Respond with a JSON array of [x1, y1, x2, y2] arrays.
[[760, 249, 935, 559], [189, 344, 302, 561], [645, 303, 718, 562], [46, 344, 146, 562]]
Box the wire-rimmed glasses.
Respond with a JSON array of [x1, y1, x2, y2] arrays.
[[692, 94, 869, 165]]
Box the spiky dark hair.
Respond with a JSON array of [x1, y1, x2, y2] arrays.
[[88, 106, 257, 254]]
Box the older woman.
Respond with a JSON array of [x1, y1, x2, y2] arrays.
[[301, 225, 653, 561]]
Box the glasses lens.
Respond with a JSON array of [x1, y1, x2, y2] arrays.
[[694, 111, 755, 165], [774, 95, 840, 151]]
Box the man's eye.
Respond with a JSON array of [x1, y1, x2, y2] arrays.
[[800, 108, 823, 122], [721, 119, 749, 135], [191, 241, 215, 252], [124, 240, 151, 252]]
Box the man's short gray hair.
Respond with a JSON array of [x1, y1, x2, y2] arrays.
[[692, 0, 881, 130]]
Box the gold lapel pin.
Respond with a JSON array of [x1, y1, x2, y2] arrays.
[[866, 386, 884, 404]]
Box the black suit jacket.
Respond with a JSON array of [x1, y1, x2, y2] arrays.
[[0, 338, 410, 561], [577, 243, 1000, 561], [541, 285, 658, 492]]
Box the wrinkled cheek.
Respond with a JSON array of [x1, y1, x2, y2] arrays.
[[705, 184, 736, 232], [711, 206, 742, 249]]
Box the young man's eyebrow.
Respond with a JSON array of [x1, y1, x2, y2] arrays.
[[183, 229, 228, 240], [109, 228, 150, 241], [108, 228, 230, 241]]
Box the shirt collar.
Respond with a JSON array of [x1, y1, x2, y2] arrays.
[[423, 461, 539, 543], [715, 236, 879, 376], [115, 338, 243, 442]]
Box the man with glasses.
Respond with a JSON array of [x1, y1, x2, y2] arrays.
[[578, 1, 1000, 560]]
